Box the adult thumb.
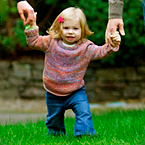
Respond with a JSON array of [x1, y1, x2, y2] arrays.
[[119, 25, 125, 36]]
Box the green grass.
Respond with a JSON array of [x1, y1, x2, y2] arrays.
[[0, 109, 145, 145]]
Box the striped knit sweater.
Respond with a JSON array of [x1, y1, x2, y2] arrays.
[[24, 27, 119, 96]]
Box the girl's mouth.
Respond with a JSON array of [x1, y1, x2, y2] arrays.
[[67, 36, 75, 41]]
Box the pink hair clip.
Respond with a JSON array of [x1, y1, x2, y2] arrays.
[[58, 16, 64, 23]]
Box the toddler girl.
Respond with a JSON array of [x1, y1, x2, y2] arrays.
[[24, 7, 121, 136]]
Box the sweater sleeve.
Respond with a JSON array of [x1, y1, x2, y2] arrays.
[[88, 43, 119, 60], [16, 0, 26, 3], [109, 0, 124, 19], [24, 27, 51, 52]]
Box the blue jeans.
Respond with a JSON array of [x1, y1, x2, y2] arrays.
[[45, 87, 96, 136]]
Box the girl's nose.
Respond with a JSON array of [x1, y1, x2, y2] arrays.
[[68, 29, 73, 33]]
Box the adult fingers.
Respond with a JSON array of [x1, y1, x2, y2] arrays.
[[106, 31, 116, 47], [119, 23, 125, 36], [107, 37, 115, 47], [19, 12, 26, 25], [105, 27, 116, 46], [24, 9, 34, 25]]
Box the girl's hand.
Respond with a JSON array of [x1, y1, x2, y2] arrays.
[[110, 31, 121, 48], [105, 19, 125, 47], [29, 12, 37, 27]]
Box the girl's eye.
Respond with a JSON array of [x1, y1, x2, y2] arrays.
[[74, 27, 78, 30], [63, 27, 68, 29]]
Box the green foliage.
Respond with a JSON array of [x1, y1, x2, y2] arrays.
[[65, 0, 108, 45], [0, 20, 26, 58], [120, 0, 145, 64], [55, 0, 145, 66], [0, 0, 145, 67], [13, 20, 27, 48], [0, 0, 8, 24], [45, 0, 59, 5]]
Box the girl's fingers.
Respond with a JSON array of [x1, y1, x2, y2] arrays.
[[113, 37, 121, 41], [111, 31, 120, 37]]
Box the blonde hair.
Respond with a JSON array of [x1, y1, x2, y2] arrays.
[[47, 7, 94, 40]]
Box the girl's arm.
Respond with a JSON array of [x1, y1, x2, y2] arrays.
[[24, 12, 51, 51], [24, 27, 50, 52], [89, 31, 121, 60], [89, 44, 119, 60]]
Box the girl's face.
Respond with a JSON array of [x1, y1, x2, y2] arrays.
[[61, 19, 82, 45]]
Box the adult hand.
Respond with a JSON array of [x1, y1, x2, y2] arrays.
[[17, 1, 34, 25], [110, 31, 121, 48], [105, 19, 125, 47]]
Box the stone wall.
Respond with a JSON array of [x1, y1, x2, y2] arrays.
[[0, 58, 145, 102]]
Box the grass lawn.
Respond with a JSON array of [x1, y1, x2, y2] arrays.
[[0, 109, 145, 145]]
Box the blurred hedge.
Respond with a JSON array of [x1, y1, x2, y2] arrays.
[[0, 0, 145, 67]]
